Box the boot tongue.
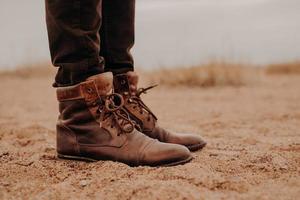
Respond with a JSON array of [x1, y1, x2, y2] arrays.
[[113, 71, 138, 94], [87, 72, 113, 96]]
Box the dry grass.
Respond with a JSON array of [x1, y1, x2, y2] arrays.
[[265, 61, 300, 75], [1, 61, 299, 88], [146, 62, 260, 87], [0, 62, 55, 78]]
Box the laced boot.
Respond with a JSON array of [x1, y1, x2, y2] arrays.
[[56, 72, 192, 166], [113, 71, 207, 151]]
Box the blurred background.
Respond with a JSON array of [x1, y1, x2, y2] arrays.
[[1, 1, 300, 198], [0, 0, 300, 70]]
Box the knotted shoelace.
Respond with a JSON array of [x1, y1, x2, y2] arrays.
[[98, 93, 135, 135]]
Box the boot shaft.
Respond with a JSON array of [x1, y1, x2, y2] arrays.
[[57, 72, 113, 117], [113, 71, 138, 94], [113, 72, 157, 133], [56, 72, 129, 151]]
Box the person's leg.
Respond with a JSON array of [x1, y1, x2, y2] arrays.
[[98, 0, 205, 151], [45, 0, 192, 166], [100, 0, 135, 75], [45, 0, 104, 87]]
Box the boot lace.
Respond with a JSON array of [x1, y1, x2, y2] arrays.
[[127, 84, 158, 121], [97, 93, 135, 135]]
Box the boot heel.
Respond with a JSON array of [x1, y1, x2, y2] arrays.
[[57, 153, 97, 162]]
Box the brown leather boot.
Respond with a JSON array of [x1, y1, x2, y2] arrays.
[[56, 72, 192, 167], [113, 72, 207, 152]]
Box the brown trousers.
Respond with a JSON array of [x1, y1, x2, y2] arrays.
[[45, 0, 135, 86]]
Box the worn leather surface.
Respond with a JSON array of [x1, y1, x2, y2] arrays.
[[113, 72, 206, 151], [56, 72, 192, 166]]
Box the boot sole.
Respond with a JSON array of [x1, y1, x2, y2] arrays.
[[57, 154, 98, 162], [57, 153, 193, 167], [187, 141, 207, 152], [160, 155, 193, 167]]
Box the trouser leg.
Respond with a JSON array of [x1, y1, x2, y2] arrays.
[[100, 0, 135, 74], [45, 0, 104, 87]]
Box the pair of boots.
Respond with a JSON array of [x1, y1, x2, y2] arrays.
[[56, 72, 206, 167]]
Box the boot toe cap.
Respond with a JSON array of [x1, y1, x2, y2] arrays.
[[141, 141, 193, 167], [167, 133, 207, 152], [185, 134, 207, 151]]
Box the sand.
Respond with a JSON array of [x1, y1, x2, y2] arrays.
[[0, 71, 299, 200]]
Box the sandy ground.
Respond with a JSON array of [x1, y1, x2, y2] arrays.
[[0, 71, 299, 200]]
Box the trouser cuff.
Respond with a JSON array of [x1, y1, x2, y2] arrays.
[[53, 57, 105, 87]]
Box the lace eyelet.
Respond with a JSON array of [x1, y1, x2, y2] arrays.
[[87, 88, 93, 94]]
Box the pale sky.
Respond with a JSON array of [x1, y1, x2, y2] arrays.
[[0, 0, 299, 69]]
